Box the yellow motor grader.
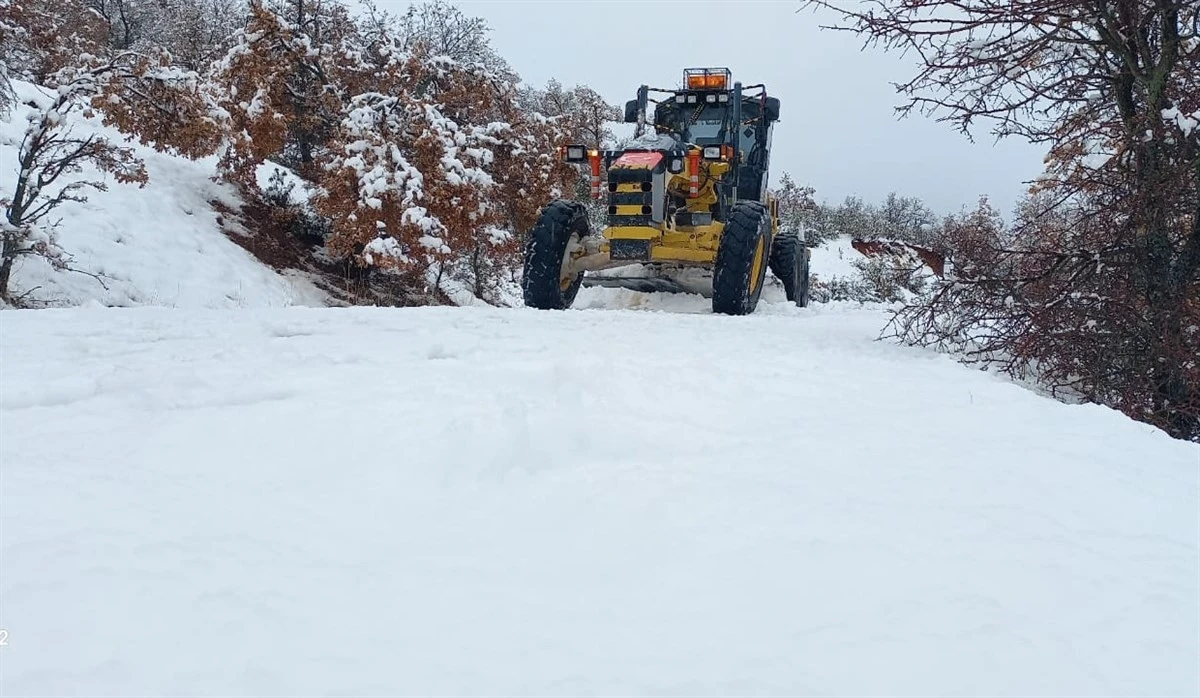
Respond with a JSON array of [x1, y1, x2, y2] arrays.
[[521, 67, 810, 315]]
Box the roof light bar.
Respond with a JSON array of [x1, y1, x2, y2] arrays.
[[683, 67, 731, 91]]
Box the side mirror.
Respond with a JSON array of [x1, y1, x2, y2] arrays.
[[764, 97, 781, 123], [624, 99, 640, 123]]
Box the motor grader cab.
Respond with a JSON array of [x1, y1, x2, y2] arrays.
[[521, 67, 810, 315]]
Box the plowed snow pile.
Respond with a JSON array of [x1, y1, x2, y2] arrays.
[[2, 294, 1197, 696]]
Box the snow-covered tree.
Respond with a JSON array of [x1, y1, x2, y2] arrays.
[[0, 0, 107, 83], [0, 52, 226, 303], [2, 0, 248, 81], [317, 51, 500, 270], [209, 0, 357, 179], [151, 0, 247, 72], [202, 0, 586, 303], [389, 0, 513, 81], [83, 0, 158, 50], [519, 79, 619, 150], [87, 50, 227, 158], [813, 0, 1199, 439], [314, 39, 574, 303], [517, 79, 620, 234], [879, 192, 939, 250], [774, 173, 821, 243]]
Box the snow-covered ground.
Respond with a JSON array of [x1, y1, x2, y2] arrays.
[[2, 79, 1197, 697], [0, 80, 326, 308], [2, 294, 1197, 696]]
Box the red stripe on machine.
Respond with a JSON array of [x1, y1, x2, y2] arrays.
[[611, 152, 665, 169]]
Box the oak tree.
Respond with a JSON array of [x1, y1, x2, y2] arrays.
[[809, 0, 1200, 438]]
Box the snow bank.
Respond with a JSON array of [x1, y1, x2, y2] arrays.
[[2, 303, 1196, 696], [809, 234, 868, 281], [0, 80, 326, 308]]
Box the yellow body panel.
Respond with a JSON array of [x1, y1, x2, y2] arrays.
[[658, 231, 696, 246], [651, 246, 717, 264], [675, 222, 725, 240], [587, 145, 780, 272], [598, 218, 726, 266], [605, 226, 661, 240]]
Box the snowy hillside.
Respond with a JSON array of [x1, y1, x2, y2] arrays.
[[2, 294, 1197, 695], [0, 80, 325, 308]]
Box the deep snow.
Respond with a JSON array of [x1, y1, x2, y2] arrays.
[[2, 295, 1197, 696]]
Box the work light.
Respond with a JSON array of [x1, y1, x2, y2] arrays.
[[564, 145, 587, 163]]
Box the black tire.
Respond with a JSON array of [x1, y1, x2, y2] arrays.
[[799, 248, 811, 307], [769, 233, 811, 307], [522, 200, 589, 310], [712, 201, 771, 315]]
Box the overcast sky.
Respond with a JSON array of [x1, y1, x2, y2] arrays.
[[373, 0, 1047, 216]]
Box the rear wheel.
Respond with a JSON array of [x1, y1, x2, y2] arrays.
[[769, 233, 811, 307], [799, 249, 811, 307], [522, 200, 588, 310], [712, 201, 770, 315]]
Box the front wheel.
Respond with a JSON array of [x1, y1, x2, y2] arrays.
[[522, 200, 588, 310], [712, 201, 770, 315]]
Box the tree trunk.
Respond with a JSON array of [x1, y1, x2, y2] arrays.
[[1131, 51, 1197, 437], [471, 243, 484, 300], [1147, 300, 1196, 438], [0, 249, 15, 302]]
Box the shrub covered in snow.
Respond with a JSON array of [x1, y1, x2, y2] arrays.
[[200, 0, 592, 305]]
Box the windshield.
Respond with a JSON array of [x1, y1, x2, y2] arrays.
[[650, 100, 762, 148], [652, 102, 730, 145], [687, 119, 723, 142]]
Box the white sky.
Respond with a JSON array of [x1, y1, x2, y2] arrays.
[[372, 0, 1048, 216]]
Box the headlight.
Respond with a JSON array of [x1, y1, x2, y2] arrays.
[[675, 94, 686, 104], [687, 94, 698, 104], [717, 93, 730, 103], [702, 145, 722, 160], [705, 94, 717, 103]]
